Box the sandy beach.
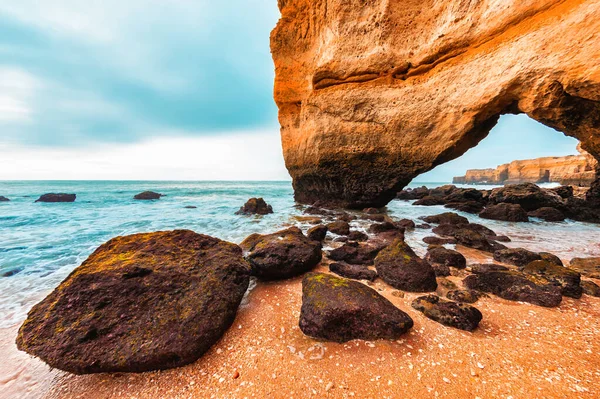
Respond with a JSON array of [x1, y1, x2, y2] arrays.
[[3, 246, 599, 399]]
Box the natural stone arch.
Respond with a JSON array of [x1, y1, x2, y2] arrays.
[[271, 0, 600, 208]]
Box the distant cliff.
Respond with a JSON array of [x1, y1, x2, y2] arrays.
[[454, 146, 598, 186]]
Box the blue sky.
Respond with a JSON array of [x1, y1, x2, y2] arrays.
[[0, 1, 579, 181]]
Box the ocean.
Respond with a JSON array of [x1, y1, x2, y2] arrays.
[[1, 180, 599, 329]]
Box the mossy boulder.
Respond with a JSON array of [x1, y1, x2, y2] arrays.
[[493, 248, 541, 267], [463, 268, 562, 307], [16, 230, 251, 374], [235, 197, 273, 215], [569, 257, 600, 278], [240, 227, 322, 280], [522, 260, 582, 298], [35, 193, 76, 203], [299, 273, 413, 342], [133, 191, 162, 200], [374, 239, 437, 292], [412, 295, 482, 331], [329, 262, 377, 281]]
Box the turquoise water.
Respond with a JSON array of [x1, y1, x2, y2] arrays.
[[1, 180, 599, 328]]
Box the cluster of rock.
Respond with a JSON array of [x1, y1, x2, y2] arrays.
[[16, 204, 600, 375], [398, 182, 600, 223]]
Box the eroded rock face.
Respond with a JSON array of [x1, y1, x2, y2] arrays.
[[16, 230, 251, 374], [271, 0, 600, 208]]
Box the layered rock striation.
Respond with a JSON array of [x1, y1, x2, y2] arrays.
[[271, 0, 600, 208], [454, 145, 598, 186]]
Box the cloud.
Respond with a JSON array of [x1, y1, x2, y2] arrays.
[[0, 1, 280, 147], [0, 128, 290, 180]]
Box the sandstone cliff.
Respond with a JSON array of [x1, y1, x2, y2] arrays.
[[271, 0, 600, 208], [454, 146, 598, 186]]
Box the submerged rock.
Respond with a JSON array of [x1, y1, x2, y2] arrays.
[[133, 191, 162, 200], [522, 260, 582, 298], [299, 273, 413, 342], [235, 198, 273, 215], [329, 262, 377, 281], [374, 239, 437, 292], [240, 227, 321, 280], [464, 269, 562, 307], [16, 230, 250, 374], [0, 196, 9, 202], [411, 295, 482, 331], [568, 257, 600, 278], [528, 207, 565, 222], [307, 225, 328, 241], [479, 203, 529, 222], [493, 248, 541, 267], [35, 193, 76, 203]]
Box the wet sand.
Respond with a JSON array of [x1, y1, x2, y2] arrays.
[[2, 250, 600, 399]]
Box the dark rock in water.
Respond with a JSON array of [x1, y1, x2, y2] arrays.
[[396, 219, 416, 230], [493, 248, 541, 267], [2, 267, 24, 277], [327, 221, 351, 236], [411, 295, 482, 331], [413, 196, 446, 206], [307, 225, 328, 242], [336, 212, 356, 222], [445, 201, 485, 214], [425, 247, 467, 269], [470, 263, 510, 274], [374, 239, 437, 292], [522, 260, 582, 298], [487, 235, 511, 242], [433, 224, 503, 253], [35, 193, 76, 203], [463, 269, 562, 307], [568, 257, 600, 278], [368, 221, 403, 234], [429, 185, 457, 197], [184, 205, 197, 209], [581, 280, 600, 297], [235, 197, 273, 215], [488, 183, 563, 211], [539, 252, 563, 266], [528, 207, 565, 222], [563, 197, 600, 224], [423, 236, 457, 245], [422, 212, 469, 225], [446, 289, 482, 304], [550, 185, 573, 199], [329, 262, 377, 281], [133, 191, 162, 201], [333, 236, 349, 243], [328, 242, 384, 265], [416, 223, 432, 229], [347, 230, 369, 242], [363, 214, 386, 222], [444, 188, 484, 203], [363, 207, 383, 214], [304, 206, 332, 216], [0, 196, 9, 202], [396, 186, 429, 200], [16, 230, 250, 374], [479, 203, 529, 222], [240, 227, 322, 280], [299, 273, 413, 342]]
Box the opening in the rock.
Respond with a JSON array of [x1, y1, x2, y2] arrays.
[[415, 114, 594, 187]]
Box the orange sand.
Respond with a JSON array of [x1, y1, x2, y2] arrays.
[[1, 255, 600, 399]]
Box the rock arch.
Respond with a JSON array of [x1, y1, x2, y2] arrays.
[[271, 0, 600, 208]]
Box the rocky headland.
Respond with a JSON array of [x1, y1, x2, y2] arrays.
[[271, 0, 600, 208], [454, 144, 598, 186]]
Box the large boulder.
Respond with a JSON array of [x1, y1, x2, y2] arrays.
[[411, 295, 482, 331], [299, 273, 413, 342], [133, 191, 162, 200], [433, 224, 504, 253], [35, 193, 76, 203], [464, 269, 562, 307], [240, 227, 322, 280], [421, 212, 469, 225], [522, 260, 582, 299], [445, 201, 485, 214], [235, 198, 273, 215], [329, 262, 377, 281], [16, 230, 250, 374], [493, 248, 541, 267], [528, 207, 565, 222], [568, 257, 600, 278], [374, 239, 437, 292], [488, 183, 563, 211], [479, 203, 529, 222]]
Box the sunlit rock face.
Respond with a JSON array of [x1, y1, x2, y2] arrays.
[[271, 0, 600, 208]]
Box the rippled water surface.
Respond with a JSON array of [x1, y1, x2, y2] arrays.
[[0, 180, 599, 328]]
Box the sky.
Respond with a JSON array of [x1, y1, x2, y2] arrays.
[[0, 1, 580, 182]]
